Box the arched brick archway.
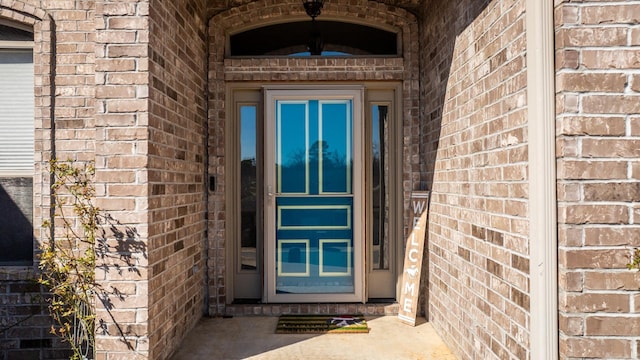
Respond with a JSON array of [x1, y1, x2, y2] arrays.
[[205, 0, 421, 314], [0, 1, 46, 24], [205, 0, 423, 18]]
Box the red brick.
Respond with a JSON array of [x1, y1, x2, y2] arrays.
[[559, 271, 583, 292], [585, 272, 640, 291], [108, 17, 148, 30], [555, 5, 578, 25], [632, 28, 640, 46], [561, 204, 629, 225], [556, 49, 579, 70], [633, 162, 640, 179], [559, 27, 627, 47], [107, 44, 148, 58], [561, 293, 630, 313], [561, 249, 630, 269], [585, 227, 640, 246], [557, 116, 626, 136], [560, 338, 632, 358], [558, 226, 582, 247], [559, 314, 583, 336], [101, 3, 137, 16], [557, 73, 626, 93], [96, 85, 136, 98], [106, 72, 149, 85], [582, 139, 640, 158], [631, 116, 640, 135], [582, 49, 640, 70], [559, 160, 627, 180], [586, 316, 640, 336], [583, 95, 640, 114], [582, 5, 640, 25], [105, 99, 148, 113]]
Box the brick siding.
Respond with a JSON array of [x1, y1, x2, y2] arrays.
[[0, 1, 94, 359], [556, 1, 640, 359], [94, 1, 151, 358], [1, 0, 637, 359], [147, 1, 207, 359], [422, 0, 530, 359]]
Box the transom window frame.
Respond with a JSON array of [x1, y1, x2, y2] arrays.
[[225, 18, 403, 58]]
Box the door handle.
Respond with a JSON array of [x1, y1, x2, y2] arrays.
[[267, 185, 275, 198]]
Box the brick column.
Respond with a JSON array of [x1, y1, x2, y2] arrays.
[[556, 1, 640, 359], [94, 1, 151, 359]]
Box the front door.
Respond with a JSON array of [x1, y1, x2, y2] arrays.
[[264, 88, 364, 303]]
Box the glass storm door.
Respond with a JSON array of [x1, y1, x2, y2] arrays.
[[264, 88, 364, 303]]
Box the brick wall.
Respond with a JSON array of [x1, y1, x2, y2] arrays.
[[0, 1, 95, 359], [147, 0, 207, 359], [0, 269, 68, 359], [0, 0, 209, 358], [556, 1, 640, 358], [11, 0, 640, 359], [0, 2, 49, 359], [422, 0, 530, 359]]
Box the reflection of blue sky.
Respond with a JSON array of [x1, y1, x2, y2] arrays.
[[372, 105, 381, 157], [321, 102, 350, 193], [280, 102, 307, 167], [241, 106, 256, 160], [321, 103, 349, 161], [278, 102, 308, 193], [289, 51, 351, 57]]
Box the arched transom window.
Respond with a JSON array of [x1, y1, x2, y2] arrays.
[[229, 20, 399, 56]]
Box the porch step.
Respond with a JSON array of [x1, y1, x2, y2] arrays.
[[225, 302, 399, 317]]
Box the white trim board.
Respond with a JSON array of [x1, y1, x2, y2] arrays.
[[526, 0, 558, 359]]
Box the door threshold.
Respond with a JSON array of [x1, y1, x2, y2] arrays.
[[224, 302, 399, 317]]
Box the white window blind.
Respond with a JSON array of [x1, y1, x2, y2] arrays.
[[0, 49, 34, 176]]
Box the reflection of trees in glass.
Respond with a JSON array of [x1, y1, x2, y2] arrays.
[[372, 105, 387, 270], [240, 158, 257, 200], [240, 105, 258, 269], [282, 140, 351, 193], [240, 157, 257, 269], [285, 140, 344, 167]]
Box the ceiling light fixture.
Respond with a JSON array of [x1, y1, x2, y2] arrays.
[[303, 0, 323, 19], [302, 0, 324, 55]]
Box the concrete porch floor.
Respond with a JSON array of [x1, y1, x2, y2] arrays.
[[170, 315, 456, 360]]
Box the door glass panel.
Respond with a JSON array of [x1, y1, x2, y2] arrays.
[[320, 102, 351, 194], [240, 105, 258, 271], [275, 100, 354, 294], [278, 102, 308, 194], [372, 105, 388, 270]]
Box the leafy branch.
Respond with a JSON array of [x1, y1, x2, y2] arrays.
[[627, 248, 640, 272], [38, 159, 97, 360], [38, 159, 148, 359]]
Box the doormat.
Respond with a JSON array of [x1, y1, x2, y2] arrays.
[[276, 314, 370, 334]]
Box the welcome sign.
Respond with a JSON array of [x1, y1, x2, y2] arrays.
[[398, 191, 430, 326]]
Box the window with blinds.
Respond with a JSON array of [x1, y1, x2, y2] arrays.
[[0, 49, 34, 175], [0, 21, 34, 265]]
